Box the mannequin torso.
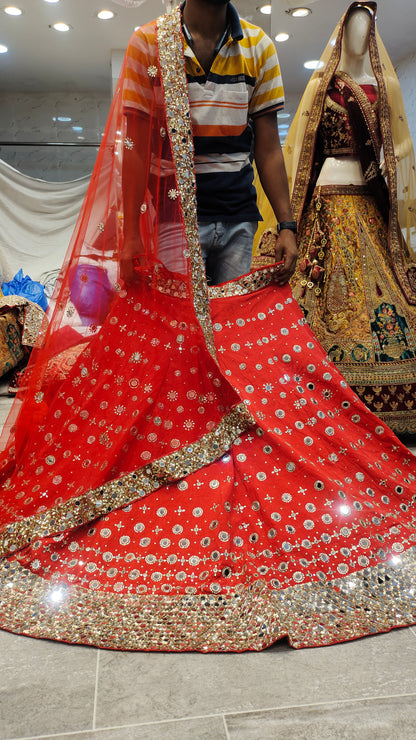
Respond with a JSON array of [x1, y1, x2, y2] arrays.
[[317, 7, 376, 187]]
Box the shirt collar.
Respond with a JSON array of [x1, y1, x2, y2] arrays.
[[180, 2, 243, 43]]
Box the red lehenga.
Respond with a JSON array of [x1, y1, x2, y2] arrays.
[[0, 6, 416, 651]]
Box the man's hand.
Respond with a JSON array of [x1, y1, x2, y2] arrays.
[[253, 113, 298, 284], [274, 229, 298, 285], [120, 237, 145, 285]]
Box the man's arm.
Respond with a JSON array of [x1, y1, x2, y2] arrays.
[[253, 112, 298, 285], [120, 112, 149, 284]]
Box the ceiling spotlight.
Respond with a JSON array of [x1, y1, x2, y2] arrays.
[[112, 0, 146, 5], [4, 6, 23, 15], [52, 21, 71, 32], [0, 44, 8, 53], [288, 7, 312, 17], [275, 32, 290, 42], [97, 9, 115, 20], [260, 4, 271, 13], [44, 0, 60, 3], [277, 112, 291, 119], [304, 59, 324, 70]]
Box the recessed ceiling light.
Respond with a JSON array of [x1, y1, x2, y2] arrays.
[[288, 7, 312, 17], [0, 44, 8, 53], [57, 116, 72, 122], [260, 4, 271, 13], [52, 21, 71, 32], [44, 0, 60, 3], [97, 9, 115, 20], [4, 6, 23, 15], [277, 112, 291, 119], [275, 32, 289, 42], [304, 59, 324, 70]]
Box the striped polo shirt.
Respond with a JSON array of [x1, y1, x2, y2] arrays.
[[122, 5, 284, 222], [182, 2, 284, 222]]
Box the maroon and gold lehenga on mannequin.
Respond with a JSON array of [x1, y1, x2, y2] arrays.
[[285, 2, 416, 436], [0, 5, 416, 651]]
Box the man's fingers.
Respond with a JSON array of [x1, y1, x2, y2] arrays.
[[274, 248, 297, 285]]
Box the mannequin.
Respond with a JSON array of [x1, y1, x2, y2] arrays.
[[317, 7, 375, 187], [256, 1, 416, 436]]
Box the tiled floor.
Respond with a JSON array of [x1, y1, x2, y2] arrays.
[[2, 627, 416, 739], [1, 386, 416, 740]]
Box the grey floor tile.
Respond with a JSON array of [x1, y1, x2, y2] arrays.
[[94, 628, 416, 729], [225, 694, 416, 740], [18, 716, 227, 740], [0, 631, 97, 740]]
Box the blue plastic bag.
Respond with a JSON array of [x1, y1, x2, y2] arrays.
[[1, 269, 48, 311]]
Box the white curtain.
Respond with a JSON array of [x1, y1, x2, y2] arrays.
[[0, 158, 90, 285]]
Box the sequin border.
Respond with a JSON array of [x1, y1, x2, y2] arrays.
[[208, 265, 281, 298], [1, 547, 415, 651], [156, 8, 216, 356], [0, 403, 253, 558]]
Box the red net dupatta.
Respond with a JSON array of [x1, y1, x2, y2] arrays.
[[0, 7, 251, 555]]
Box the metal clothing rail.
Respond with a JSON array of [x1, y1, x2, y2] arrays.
[[0, 141, 100, 147]]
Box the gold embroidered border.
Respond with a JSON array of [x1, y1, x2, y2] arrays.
[[312, 184, 372, 197], [0, 547, 415, 650], [290, 29, 342, 221], [208, 265, 280, 298], [336, 71, 381, 153], [324, 91, 378, 116], [337, 361, 416, 386], [156, 8, 216, 356], [0, 403, 254, 558], [375, 410, 416, 436]]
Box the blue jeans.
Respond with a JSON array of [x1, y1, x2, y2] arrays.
[[198, 221, 257, 285]]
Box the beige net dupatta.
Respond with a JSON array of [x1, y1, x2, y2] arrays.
[[254, 1, 416, 298]]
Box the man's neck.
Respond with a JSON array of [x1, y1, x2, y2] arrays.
[[182, 0, 228, 42]]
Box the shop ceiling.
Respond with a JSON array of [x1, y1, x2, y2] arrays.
[[0, 0, 415, 101]]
